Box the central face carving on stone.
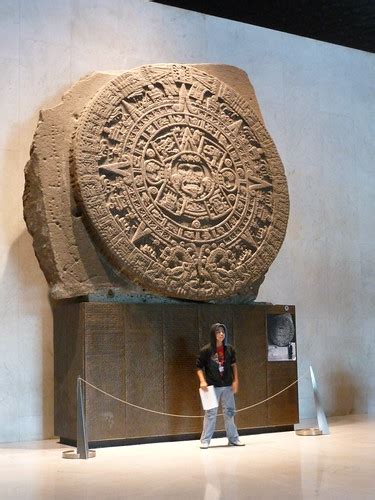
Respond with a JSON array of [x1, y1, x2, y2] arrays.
[[171, 151, 212, 200], [73, 64, 289, 301]]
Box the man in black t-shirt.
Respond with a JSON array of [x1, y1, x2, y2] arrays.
[[196, 323, 245, 449]]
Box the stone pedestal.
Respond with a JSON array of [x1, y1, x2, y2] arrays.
[[54, 302, 298, 446]]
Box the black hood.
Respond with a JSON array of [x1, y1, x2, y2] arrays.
[[209, 323, 228, 351]]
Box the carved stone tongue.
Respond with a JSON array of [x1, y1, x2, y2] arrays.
[[72, 64, 289, 301]]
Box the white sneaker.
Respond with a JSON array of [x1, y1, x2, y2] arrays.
[[200, 442, 209, 449], [228, 440, 245, 447]]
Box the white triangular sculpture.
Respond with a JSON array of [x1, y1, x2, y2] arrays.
[[310, 365, 330, 435]]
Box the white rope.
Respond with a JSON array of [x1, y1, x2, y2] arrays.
[[79, 368, 309, 419]]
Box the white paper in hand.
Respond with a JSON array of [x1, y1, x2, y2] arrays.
[[199, 385, 218, 410]]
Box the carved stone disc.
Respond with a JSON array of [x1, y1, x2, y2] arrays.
[[73, 64, 289, 301]]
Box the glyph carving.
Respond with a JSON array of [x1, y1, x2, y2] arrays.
[[72, 65, 289, 301]]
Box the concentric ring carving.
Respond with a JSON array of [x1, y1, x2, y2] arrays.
[[73, 64, 289, 300]]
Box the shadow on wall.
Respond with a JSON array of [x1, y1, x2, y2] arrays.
[[0, 80, 74, 442], [328, 370, 362, 417], [1, 75, 73, 234], [6, 229, 54, 441]]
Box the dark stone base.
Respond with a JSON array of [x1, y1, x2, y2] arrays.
[[54, 302, 298, 445], [59, 425, 295, 448]]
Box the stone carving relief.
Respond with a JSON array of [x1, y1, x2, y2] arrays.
[[24, 64, 289, 301]]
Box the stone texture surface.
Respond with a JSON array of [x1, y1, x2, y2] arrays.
[[23, 71, 144, 300], [54, 302, 298, 443], [24, 63, 289, 301], [267, 313, 295, 347]]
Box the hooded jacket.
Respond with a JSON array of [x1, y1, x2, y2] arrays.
[[196, 323, 237, 387]]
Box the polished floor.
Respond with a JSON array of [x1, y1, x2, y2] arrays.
[[0, 415, 374, 499]]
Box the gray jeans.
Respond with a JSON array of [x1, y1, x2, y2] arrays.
[[201, 386, 239, 444]]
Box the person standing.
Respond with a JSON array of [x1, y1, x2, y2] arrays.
[[196, 323, 245, 448]]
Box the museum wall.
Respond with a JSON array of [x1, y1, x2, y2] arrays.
[[0, 0, 374, 442]]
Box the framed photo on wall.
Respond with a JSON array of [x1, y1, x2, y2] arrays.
[[267, 310, 296, 361]]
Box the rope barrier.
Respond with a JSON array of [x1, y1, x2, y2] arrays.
[[79, 368, 309, 419]]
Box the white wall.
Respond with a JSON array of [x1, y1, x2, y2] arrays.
[[0, 0, 374, 442]]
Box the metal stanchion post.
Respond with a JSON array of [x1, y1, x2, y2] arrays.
[[295, 365, 330, 436], [62, 377, 96, 459]]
